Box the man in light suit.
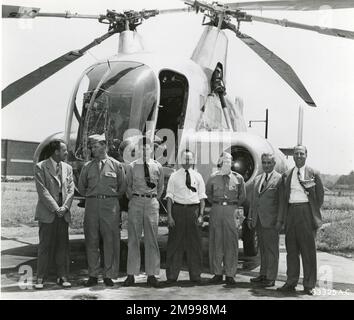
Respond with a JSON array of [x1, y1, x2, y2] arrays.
[[277, 145, 324, 295], [34, 140, 74, 289], [248, 153, 282, 287]]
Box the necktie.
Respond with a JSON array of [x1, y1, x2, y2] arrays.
[[56, 162, 62, 186], [144, 162, 156, 189], [297, 168, 306, 189], [260, 173, 268, 192], [98, 160, 105, 171], [185, 169, 197, 192]]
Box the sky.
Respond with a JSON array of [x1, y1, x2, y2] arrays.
[[1, 0, 354, 175]]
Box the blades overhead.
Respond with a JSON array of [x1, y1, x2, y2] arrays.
[[158, 7, 193, 14], [242, 14, 354, 39], [2, 5, 100, 19], [226, 0, 354, 11], [2, 4, 192, 20], [234, 30, 316, 106], [2, 5, 40, 18], [2, 31, 115, 108]]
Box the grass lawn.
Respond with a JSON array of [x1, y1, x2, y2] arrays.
[[316, 194, 354, 256], [1, 182, 354, 256], [1, 182, 85, 231]]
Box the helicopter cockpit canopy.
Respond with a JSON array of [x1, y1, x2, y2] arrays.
[[67, 61, 158, 162]]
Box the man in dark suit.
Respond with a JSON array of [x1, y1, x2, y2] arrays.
[[34, 140, 74, 289], [277, 145, 324, 295], [248, 153, 282, 287]]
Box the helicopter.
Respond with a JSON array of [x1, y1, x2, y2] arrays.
[[2, 0, 354, 256]]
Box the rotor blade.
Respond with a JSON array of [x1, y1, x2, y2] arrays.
[[248, 14, 354, 39], [158, 7, 193, 14], [227, 0, 354, 11], [2, 30, 115, 108], [235, 31, 316, 106], [2, 5, 100, 19], [2, 5, 40, 18]]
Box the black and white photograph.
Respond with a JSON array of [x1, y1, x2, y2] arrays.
[[1, 0, 354, 305]]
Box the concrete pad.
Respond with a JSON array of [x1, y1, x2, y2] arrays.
[[1, 230, 354, 300]]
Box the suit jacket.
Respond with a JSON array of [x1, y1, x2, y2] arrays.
[[249, 171, 282, 228], [277, 166, 324, 229], [34, 158, 75, 223]]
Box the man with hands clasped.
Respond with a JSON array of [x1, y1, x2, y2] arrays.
[[248, 153, 282, 288], [34, 140, 74, 289]]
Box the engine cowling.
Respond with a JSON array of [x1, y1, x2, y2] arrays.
[[188, 131, 289, 188]]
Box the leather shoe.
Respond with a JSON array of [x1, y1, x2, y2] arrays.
[[225, 277, 236, 285], [277, 283, 296, 292], [250, 275, 266, 283], [260, 279, 275, 287], [208, 275, 224, 284], [57, 277, 71, 288], [84, 277, 98, 287], [303, 287, 314, 295], [34, 278, 44, 290], [123, 275, 135, 287], [165, 279, 177, 286], [147, 276, 160, 288], [103, 278, 114, 287], [190, 277, 206, 286]]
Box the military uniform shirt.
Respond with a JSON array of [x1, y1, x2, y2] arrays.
[[126, 158, 164, 198], [78, 156, 126, 197], [206, 171, 246, 204]]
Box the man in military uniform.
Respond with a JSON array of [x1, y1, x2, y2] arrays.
[[123, 137, 164, 288], [78, 134, 126, 287], [206, 152, 246, 285]]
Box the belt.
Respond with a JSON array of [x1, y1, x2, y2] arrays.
[[289, 202, 309, 206], [174, 202, 199, 207], [213, 200, 238, 206], [86, 195, 118, 199], [133, 193, 157, 198]]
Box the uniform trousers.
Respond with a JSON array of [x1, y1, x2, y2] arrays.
[[127, 197, 160, 276], [84, 197, 120, 279], [209, 204, 239, 278]]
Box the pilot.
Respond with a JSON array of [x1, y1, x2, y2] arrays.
[[123, 136, 164, 288], [78, 134, 126, 287], [205, 152, 246, 285]]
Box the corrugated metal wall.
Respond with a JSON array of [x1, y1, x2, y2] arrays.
[[1, 139, 39, 177]]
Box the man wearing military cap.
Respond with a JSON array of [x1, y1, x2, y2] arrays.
[[78, 134, 126, 287], [123, 136, 164, 288], [206, 152, 246, 285]]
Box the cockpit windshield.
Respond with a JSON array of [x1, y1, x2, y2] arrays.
[[67, 61, 158, 162]]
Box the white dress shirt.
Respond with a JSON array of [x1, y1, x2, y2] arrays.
[[289, 166, 309, 203], [165, 167, 207, 204], [259, 170, 274, 193]]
